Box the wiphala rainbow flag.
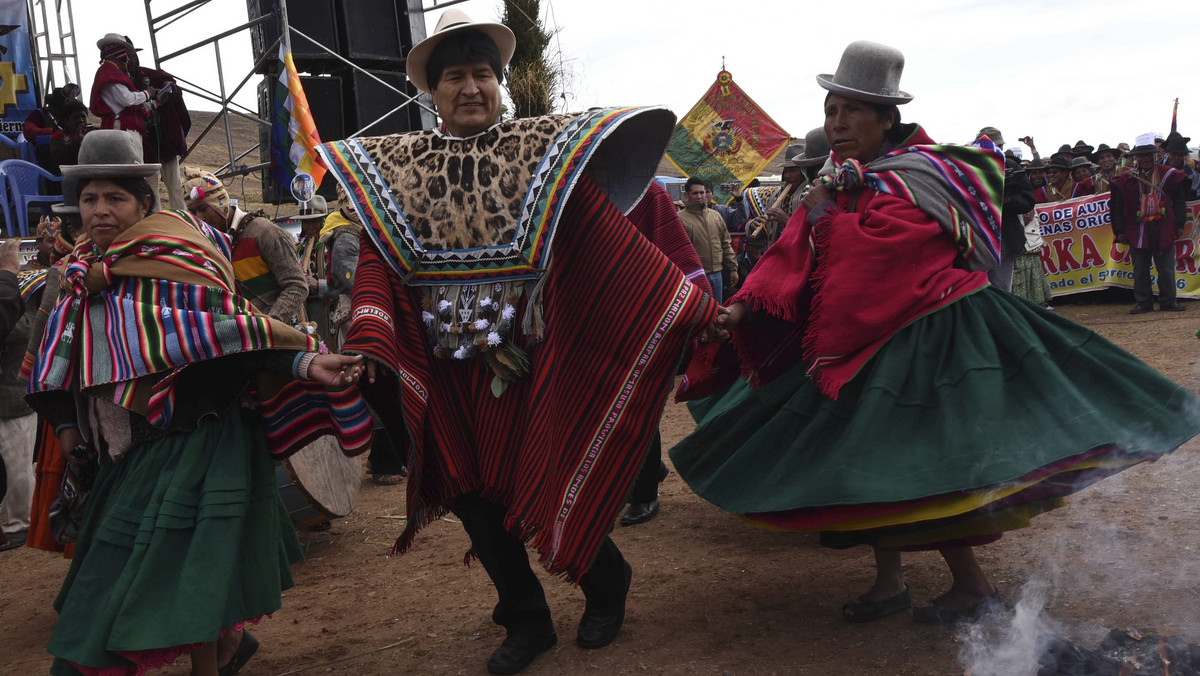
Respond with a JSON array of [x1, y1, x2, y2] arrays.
[[665, 70, 790, 205]]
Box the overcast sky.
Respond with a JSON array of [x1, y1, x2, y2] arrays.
[[70, 0, 1199, 155]]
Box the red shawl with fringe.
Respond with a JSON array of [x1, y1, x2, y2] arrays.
[[680, 126, 990, 401], [344, 174, 717, 579]]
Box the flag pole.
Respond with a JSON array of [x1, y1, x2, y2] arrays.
[[1171, 97, 1179, 135], [278, 0, 292, 54]]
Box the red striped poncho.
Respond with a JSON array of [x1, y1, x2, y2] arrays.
[[344, 175, 717, 578]]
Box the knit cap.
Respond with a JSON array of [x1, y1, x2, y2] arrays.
[[181, 167, 230, 210]]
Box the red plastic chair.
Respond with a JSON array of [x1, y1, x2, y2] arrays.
[[0, 159, 63, 237]]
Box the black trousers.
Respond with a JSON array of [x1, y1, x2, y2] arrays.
[[1132, 247, 1177, 304], [628, 431, 664, 505], [368, 426, 408, 475], [452, 493, 628, 635]]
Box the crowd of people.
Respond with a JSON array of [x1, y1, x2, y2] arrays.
[[2, 13, 1199, 676], [4, 32, 191, 223]]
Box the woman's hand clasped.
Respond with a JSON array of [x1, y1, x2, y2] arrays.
[[308, 353, 364, 390], [801, 182, 833, 212], [699, 303, 747, 343]]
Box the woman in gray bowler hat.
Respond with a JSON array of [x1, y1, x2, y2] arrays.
[[27, 130, 369, 676], [671, 40, 1200, 627]]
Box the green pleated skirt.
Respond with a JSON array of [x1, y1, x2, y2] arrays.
[[48, 408, 303, 675], [670, 287, 1200, 548]]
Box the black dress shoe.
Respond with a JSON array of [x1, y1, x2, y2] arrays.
[[1130, 303, 1154, 314], [217, 631, 259, 676], [1160, 301, 1187, 311], [619, 499, 659, 527], [486, 629, 557, 675], [576, 561, 632, 649]]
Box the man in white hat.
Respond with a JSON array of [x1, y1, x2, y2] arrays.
[[317, 9, 718, 675], [89, 33, 158, 137]]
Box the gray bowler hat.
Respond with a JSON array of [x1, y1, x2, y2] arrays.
[[51, 176, 80, 215], [780, 143, 806, 168], [793, 127, 832, 167], [817, 40, 913, 105], [977, 126, 1005, 147], [61, 129, 161, 179]]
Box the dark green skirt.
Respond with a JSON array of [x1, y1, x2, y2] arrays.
[[48, 408, 303, 675], [670, 287, 1199, 547]]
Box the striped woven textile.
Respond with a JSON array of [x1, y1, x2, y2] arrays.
[[17, 268, 48, 304], [25, 210, 371, 458], [626, 181, 713, 295], [822, 130, 1005, 272], [344, 174, 718, 579], [231, 233, 282, 299]]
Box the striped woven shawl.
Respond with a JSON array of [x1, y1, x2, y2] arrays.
[[822, 129, 1005, 272], [25, 210, 371, 457]]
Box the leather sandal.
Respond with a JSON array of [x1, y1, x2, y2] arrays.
[[842, 585, 911, 623]]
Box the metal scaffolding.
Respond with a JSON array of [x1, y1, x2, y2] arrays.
[[25, 0, 82, 96], [140, 0, 437, 200]]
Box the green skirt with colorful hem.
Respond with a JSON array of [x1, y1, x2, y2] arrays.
[[48, 408, 303, 676], [670, 287, 1199, 549]]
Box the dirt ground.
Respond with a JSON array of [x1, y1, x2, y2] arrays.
[[3, 300, 1200, 676]]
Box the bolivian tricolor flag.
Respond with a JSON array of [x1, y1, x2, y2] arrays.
[[665, 70, 790, 205], [270, 41, 327, 190]]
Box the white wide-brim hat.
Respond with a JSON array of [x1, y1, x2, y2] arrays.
[[96, 32, 133, 50], [817, 40, 913, 105], [405, 9, 516, 94]]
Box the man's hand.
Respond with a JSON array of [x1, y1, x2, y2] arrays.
[[145, 86, 160, 100], [308, 353, 364, 389], [0, 239, 20, 274], [728, 268, 739, 288], [306, 274, 319, 293], [698, 305, 731, 343], [716, 302, 747, 333], [765, 207, 789, 224]]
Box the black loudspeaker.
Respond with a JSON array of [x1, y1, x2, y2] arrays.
[[339, 0, 402, 63], [258, 74, 345, 202], [347, 68, 423, 136], [248, 0, 341, 74]]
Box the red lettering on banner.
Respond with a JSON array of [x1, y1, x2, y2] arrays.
[[1079, 234, 1105, 269], [1109, 242, 1132, 264], [1051, 238, 1082, 271], [1176, 239, 1198, 274], [1041, 246, 1058, 274]]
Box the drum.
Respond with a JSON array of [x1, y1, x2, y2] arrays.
[[275, 435, 362, 527]]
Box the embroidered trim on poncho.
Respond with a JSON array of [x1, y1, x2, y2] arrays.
[[316, 106, 675, 287]]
